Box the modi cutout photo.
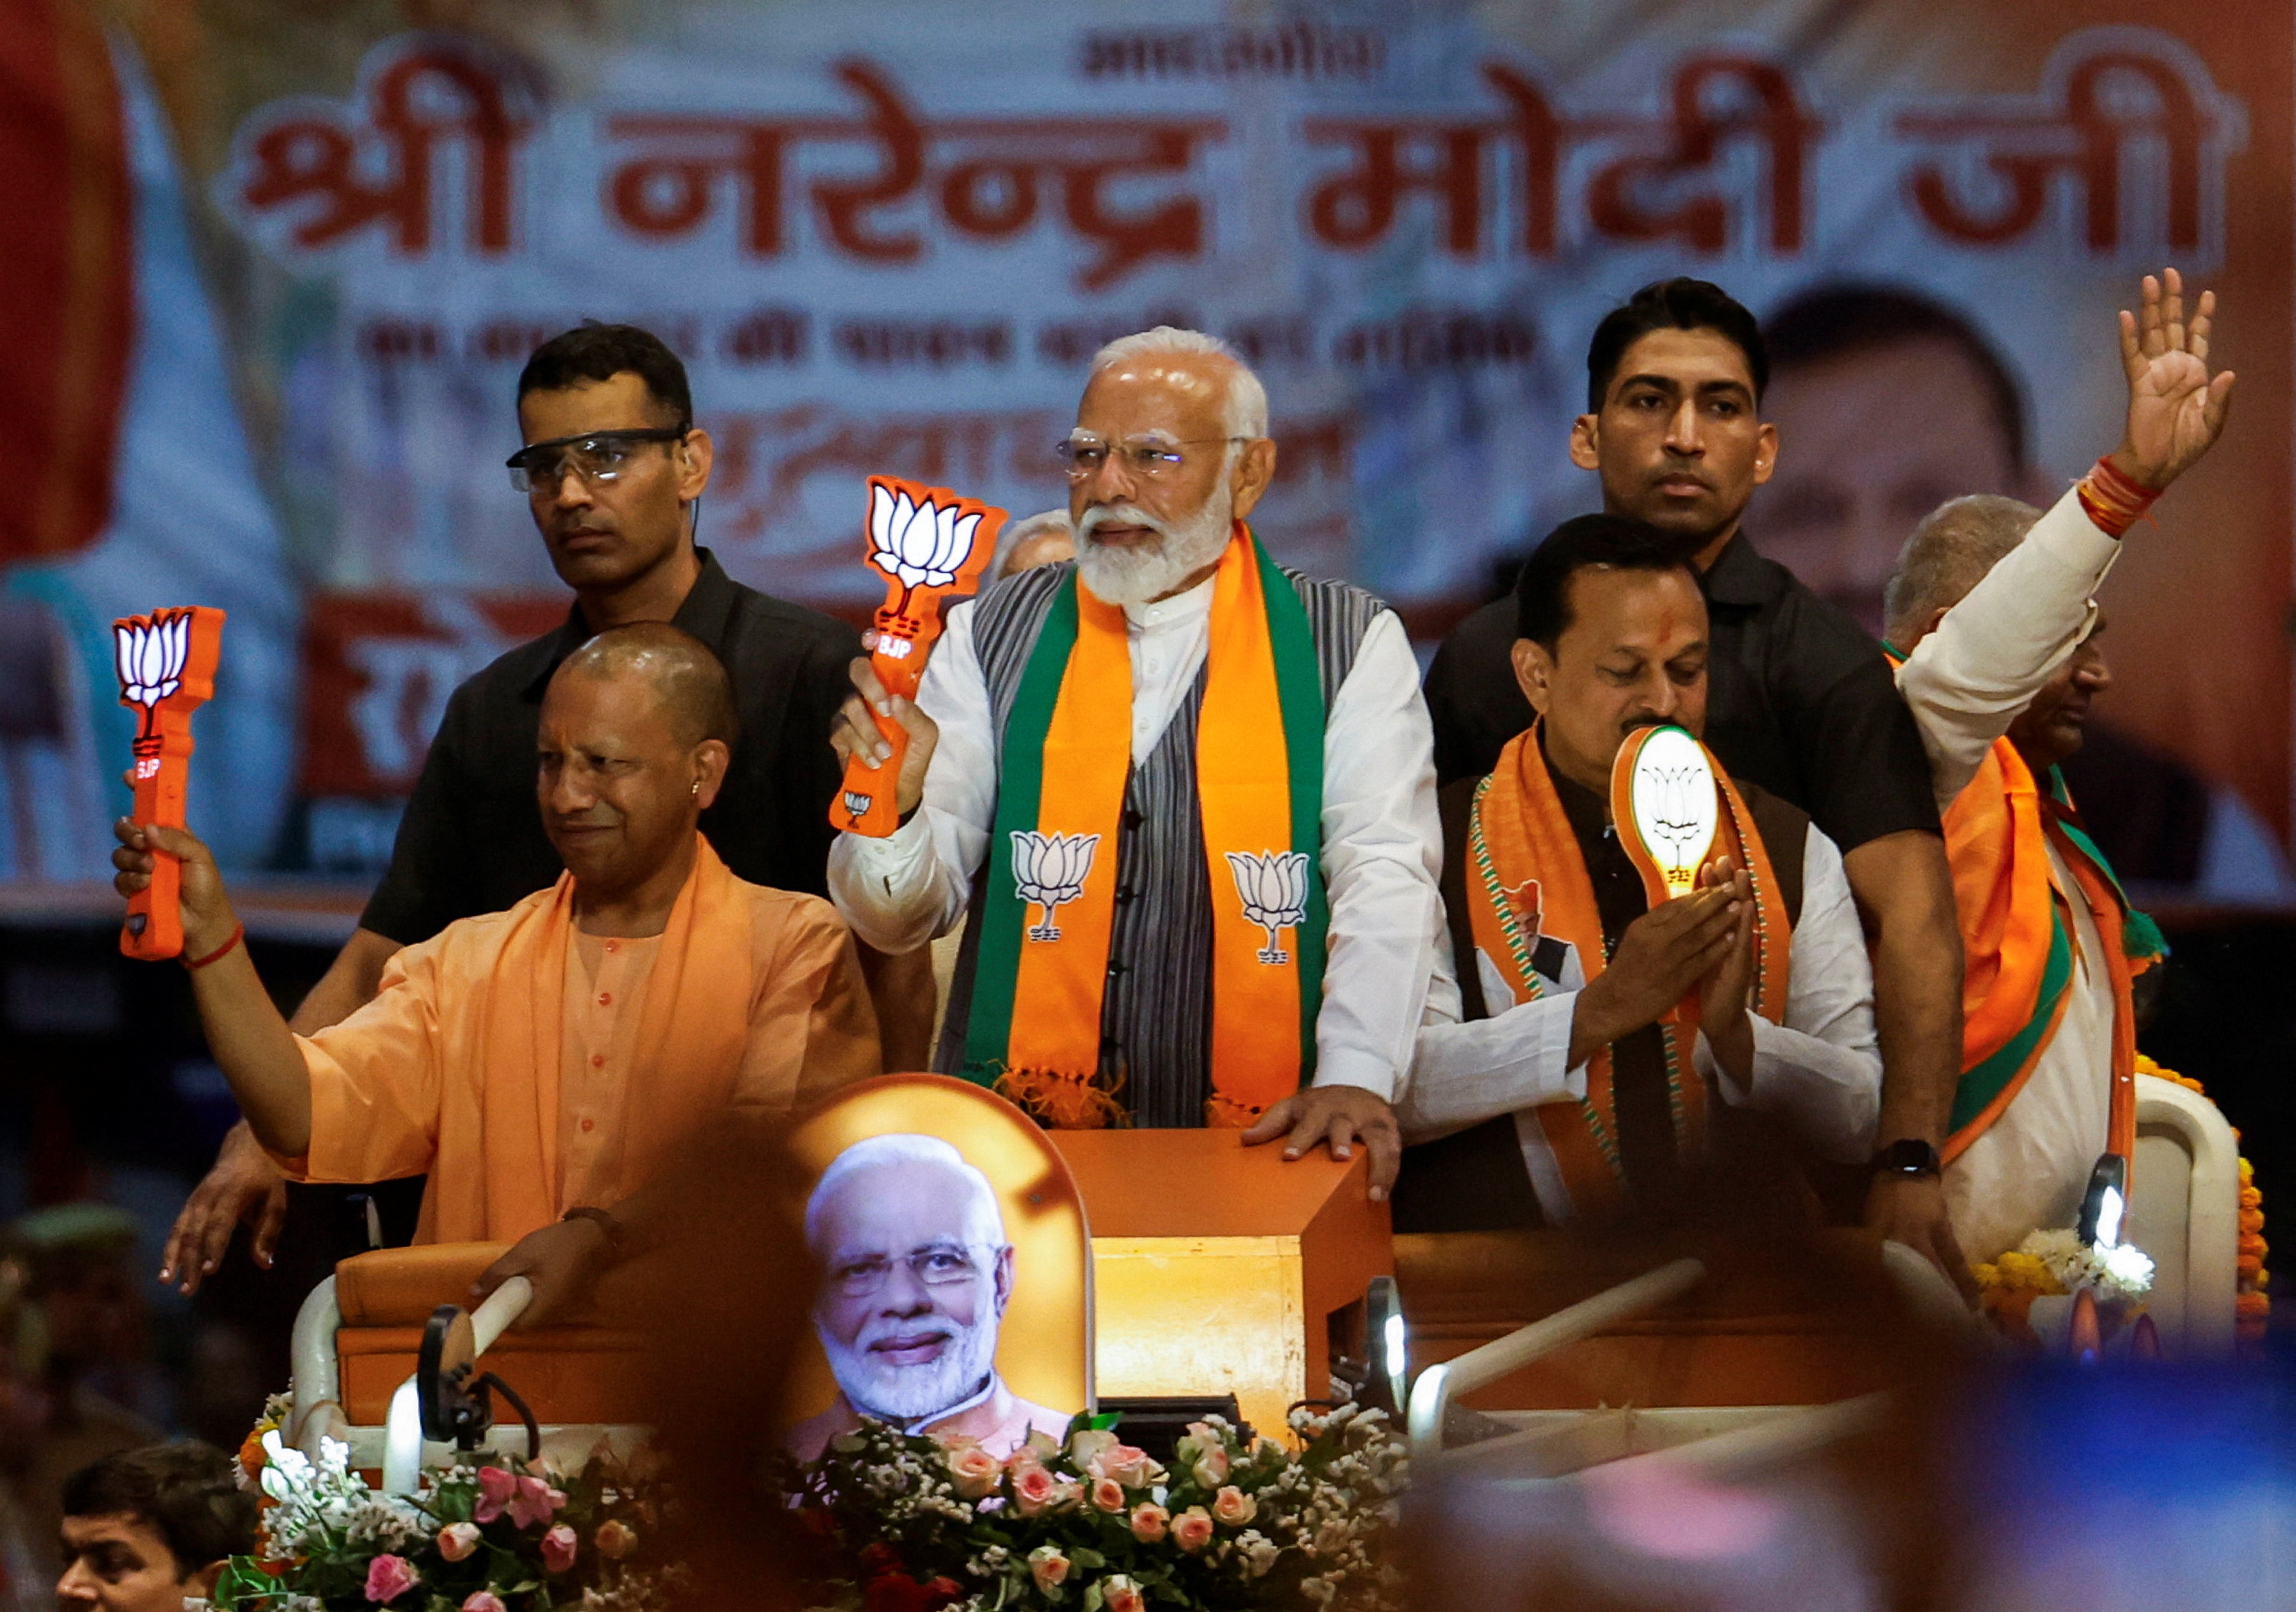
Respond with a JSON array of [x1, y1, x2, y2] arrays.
[[782, 1076, 1093, 1459]]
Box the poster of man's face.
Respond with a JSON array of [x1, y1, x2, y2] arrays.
[[804, 1134, 1017, 1426]]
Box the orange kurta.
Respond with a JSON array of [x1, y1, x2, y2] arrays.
[[278, 838, 880, 1243]]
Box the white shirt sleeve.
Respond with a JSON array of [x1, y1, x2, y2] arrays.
[[1398, 926, 1588, 1143], [826, 597, 995, 954], [1311, 609, 1448, 1103], [1696, 826, 1882, 1162], [1894, 487, 2120, 810]]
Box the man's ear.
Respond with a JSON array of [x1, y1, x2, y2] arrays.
[[992, 1246, 1016, 1318], [1229, 438, 1278, 522], [1752, 420, 1779, 485], [691, 738, 732, 810], [1510, 637, 1553, 718], [676, 426, 715, 507], [1568, 414, 1601, 472]]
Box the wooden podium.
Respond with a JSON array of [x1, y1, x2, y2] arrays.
[[1049, 1131, 1392, 1439]]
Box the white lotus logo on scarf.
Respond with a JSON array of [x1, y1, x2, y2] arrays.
[[1227, 850, 1309, 964], [113, 610, 193, 776], [1013, 831, 1099, 942], [869, 482, 984, 617]]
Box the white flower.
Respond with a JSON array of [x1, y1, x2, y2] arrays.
[[1226, 850, 1310, 959], [869, 484, 983, 594], [114, 611, 191, 710], [1012, 830, 1099, 940]]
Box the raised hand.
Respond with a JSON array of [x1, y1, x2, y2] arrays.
[[829, 642, 940, 820], [112, 818, 237, 959], [1572, 883, 1742, 1059], [2114, 267, 2235, 491], [1694, 856, 1757, 1087]]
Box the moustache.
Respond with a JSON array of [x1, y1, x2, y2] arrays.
[[1075, 503, 1169, 543]]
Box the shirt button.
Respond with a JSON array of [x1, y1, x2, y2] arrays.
[[1107, 960, 1128, 977], [581, 1117, 596, 1133], [590, 1054, 605, 1069], [598, 991, 612, 1006], [605, 940, 619, 955]]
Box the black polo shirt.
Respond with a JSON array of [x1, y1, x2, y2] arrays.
[[360, 548, 862, 945], [1420, 531, 1939, 854]]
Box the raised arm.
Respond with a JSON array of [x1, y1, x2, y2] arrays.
[[112, 820, 314, 1156]]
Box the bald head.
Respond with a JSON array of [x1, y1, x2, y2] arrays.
[[551, 622, 737, 751], [1882, 494, 2043, 648]]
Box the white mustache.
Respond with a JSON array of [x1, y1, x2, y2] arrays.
[[1076, 503, 1169, 544]]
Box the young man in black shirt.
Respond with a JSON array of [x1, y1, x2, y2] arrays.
[[1422, 280, 1971, 1294], [158, 323, 926, 1292]]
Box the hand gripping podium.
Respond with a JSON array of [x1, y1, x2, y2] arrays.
[[1049, 1130, 1393, 1439]]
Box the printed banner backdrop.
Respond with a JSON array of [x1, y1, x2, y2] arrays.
[[2, 0, 2288, 889]]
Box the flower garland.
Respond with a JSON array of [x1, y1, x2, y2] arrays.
[[210, 1406, 675, 1612], [2136, 1055, 2271, 1350], [771, 1407, 1407, 1611]]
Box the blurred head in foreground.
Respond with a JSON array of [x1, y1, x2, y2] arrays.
[[56, 1443, 255, 1612]]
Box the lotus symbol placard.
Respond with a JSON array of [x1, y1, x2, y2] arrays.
[[1227, 850, 1310, 963], [1626, 727, 1718, 895], [1013, 830, 1098, 942], [114, 610, 195, 775], [870, 483, 985, 619]]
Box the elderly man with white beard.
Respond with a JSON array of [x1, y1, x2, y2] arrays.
[[785, 1134, 1067, 1458], [828, 328, 1442, 1195]]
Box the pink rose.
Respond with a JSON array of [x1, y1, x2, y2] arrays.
[[1172, 1507, 1215, 1552], [944, 1443, 1002, 1500], [1190, 1444, 1229, 1487], [472, 1465, 518, 1524], [1068, 1428, 1119, 1468], [1211, 1485, 1257, 1527], [363, 1554, 418, 1604], [541, 1523, 578, 1574], [1011, 1464, 1061, 1517], [512, 1476, 565, 1531], [1102, 1577, 1146, 1612], [593, 1519, 637, 1560], [1091, 1477, 1127, 1513], [1129, 1502, 1169, 1542], [461, 1595, 506, 1612], [436, 1522, 481, 1563], [1026, 1545, 1070, 1593]]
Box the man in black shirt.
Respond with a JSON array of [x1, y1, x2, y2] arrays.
[[1422, 280, 1971, 1293], [158, 323, 925, 1293]]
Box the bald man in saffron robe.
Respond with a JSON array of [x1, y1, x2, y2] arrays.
[[112, 624, 880, 1318]]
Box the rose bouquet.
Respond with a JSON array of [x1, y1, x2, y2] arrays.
[[773, 1405, 1407, 1611], [209, 1412, 675, 1612]]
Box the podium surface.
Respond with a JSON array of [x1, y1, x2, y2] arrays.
[[1049, 1130, 1392, 1440]]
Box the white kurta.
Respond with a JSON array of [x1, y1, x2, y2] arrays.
[[827, 568, 1446, 1102], [1894, 487, 2125, 1263], [1403, 817, 1883, 1223]]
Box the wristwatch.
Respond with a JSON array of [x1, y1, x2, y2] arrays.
[[1870, 1139, 1942, 1179], [561, 1205, 627, 1258]]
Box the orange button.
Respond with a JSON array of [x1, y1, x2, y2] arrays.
[[598, 992, 612, 1006], [580, 1117, 596, 1133], [605, 940, 619, 955], [590, 1054, 605, 1068]]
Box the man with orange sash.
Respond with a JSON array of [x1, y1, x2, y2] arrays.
[[110, 624, 880, 1312], [1395, 516, 1881, 1227], [1886, 270, 2235, 1265], [827, 328, 1441, 1195]]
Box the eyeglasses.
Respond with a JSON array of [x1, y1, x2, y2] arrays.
[[827, 1243, 999, 1299], [506, 426, 689, 493], [1054, 433, 1250, 482]]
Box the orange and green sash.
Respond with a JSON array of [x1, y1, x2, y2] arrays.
[[1463, 725, 1789, 1215], [1937, 734, 2160, 1164], [961, 525, 1327, 1127]]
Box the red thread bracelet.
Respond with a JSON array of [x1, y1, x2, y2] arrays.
[[184, 922, 245, 971]]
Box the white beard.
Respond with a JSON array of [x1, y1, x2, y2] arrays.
[[822, 1306, 1001, 1424], [1072, 483, 1234, 606]]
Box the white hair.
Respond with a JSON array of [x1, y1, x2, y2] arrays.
[[1090, 326, 1269, 440], [804, 1133, 1005, 1252], [987, 508, 1074, 582]]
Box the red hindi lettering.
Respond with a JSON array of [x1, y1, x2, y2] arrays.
[[238, 48, 524, 255], [1583, 56, 1816, 254]]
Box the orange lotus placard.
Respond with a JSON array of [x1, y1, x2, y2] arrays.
[[113, 606, 225, 960], [832, 477, 1005, 837]]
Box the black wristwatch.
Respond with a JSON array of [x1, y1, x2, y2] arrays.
[[1869, 1139, 1942, 1180]]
